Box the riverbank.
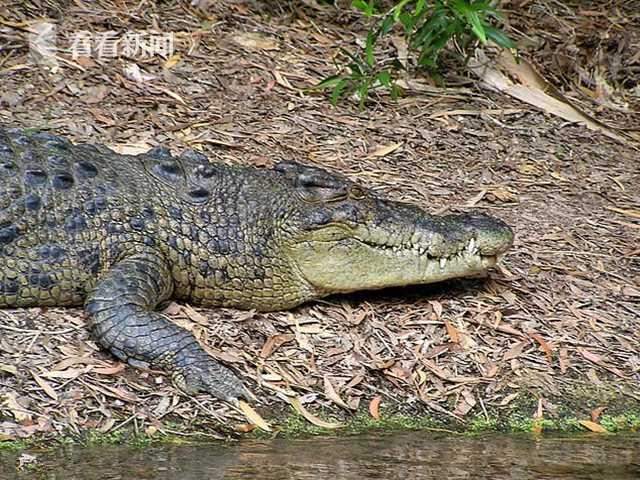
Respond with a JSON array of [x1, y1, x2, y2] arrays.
[[1, 0, 638, 445]]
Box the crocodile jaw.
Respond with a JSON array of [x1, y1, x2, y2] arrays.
[[290, 236, 505, 295]]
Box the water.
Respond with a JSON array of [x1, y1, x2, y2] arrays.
[[1, 432, 638, 479]]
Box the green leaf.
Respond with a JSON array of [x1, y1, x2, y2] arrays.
[[390, 83, 403, 99], [330, 78, 350, 105], [376, 70, 392, 87], [357, 80, 370, 109], [392, 0, 412, 21], [485, 25, 516, 49], [380, 13, 396, 36], [411, 9, 447, 48], [465, 10, 487, 43], [352, 0, 375, 16], [365, 30, 376, 67], [314, 74, 345, 90], [398, 12, 415, 32]]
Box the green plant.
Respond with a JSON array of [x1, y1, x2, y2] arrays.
[[317, 0, 515, 106]]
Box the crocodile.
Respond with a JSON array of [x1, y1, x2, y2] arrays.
[[0, 128, 513, 403]]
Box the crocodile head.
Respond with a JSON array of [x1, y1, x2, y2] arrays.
[[275, 162, 514, 296]]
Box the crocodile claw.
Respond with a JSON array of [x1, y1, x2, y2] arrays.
[[173, 359, 252, 404]]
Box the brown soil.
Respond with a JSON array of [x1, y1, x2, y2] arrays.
[[0, 0, 638, 441]]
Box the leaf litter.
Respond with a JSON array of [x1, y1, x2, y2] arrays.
[[0, 0, 638, 440]]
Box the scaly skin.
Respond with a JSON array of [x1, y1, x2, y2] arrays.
[[0, 128, 514, 402]]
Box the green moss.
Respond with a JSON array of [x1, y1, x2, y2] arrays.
[[1, 406, 639, 450], [600, 414, 640, 433], [468, 416, 498, 433], [0, 439, 30, 451]]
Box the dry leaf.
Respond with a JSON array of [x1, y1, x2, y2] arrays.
[[234, 423, 257, 433], [31, 371, 58, 401], [429, 300, 443, 319], [260, 334, 295, 359], [453, 391, 476, 417], [499, 392, 519, 406], [156, 86, 187, 105], [559, 348, 569, 374], [163, 53, 181, 69], [323, 376, 351, 410], [107, 142, 153, 156], [503, 341, 526, 361], [93, 363, 125, 375], [43, 368, 87, 379], [3, 392, 31, 422], [531, 398, 544, 435], [529, 333, 553, 364], [123, 63, 156, 83], [370, 143, 402, 158], [579, 420, 608, 433], [369, 396, 382, 420], [231, 32, 279, 51], [590, 406, 607, 422], [444, 320, 460, 344], [465, 189, 487, 207], [289, 397, 343, 429], [238, 400, 271, 432], [182, 305, 210, 325], [469, 50, 632, 146], [579, 348, 603, 364], [0, 364, 17, 375]]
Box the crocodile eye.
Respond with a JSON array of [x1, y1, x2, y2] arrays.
[[349, 186, 365, 199]]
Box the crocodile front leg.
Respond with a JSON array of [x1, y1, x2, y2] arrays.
[[85, 248, 248, 403]]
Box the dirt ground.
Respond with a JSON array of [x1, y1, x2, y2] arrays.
[[0, 0, 638, 441]]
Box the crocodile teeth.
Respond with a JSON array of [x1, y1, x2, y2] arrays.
[[439, 257, 447, 269], [467, 238, 476, 254]]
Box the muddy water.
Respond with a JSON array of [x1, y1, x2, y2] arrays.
[[1, 432, 639, 479]]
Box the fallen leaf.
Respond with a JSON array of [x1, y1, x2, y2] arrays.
[[465, 189, 487, 207], [123, 62, 156, 83], [369, 396, 382, 420], [369, 142, 403, 158], [591, 406, 607, 422], [453, 391, 476, 417], [98, 418, 116, 433], [529, 333, 553, 364], [234, 423, 257, 433], [532, 398, 544, 435], [429, 300, 443, 319], [579, 420, 608, 433], [231, 32, 279, 51], [163, 53, 181, 69], [182, 305, 210, 325], [31, 371, 58, 401], [238, 400, 271, 432], [107, 142, 152, 156], [42, 367, 88, 379], [324, 376, 351, 410], [559, 347, 569, 374], [499, 392, 519, 406], [0, 364, 17, 375], [260, 334, 295, 359], [93, 363, 125, 375], [444, 320, 460, 344], [503, 341, 527, 361], [156, 86, 187, 105], [3, 392, 31, 422], [289, 397, 343, 429], [487, 186, 517, 202], [469, 50, 632, 146]]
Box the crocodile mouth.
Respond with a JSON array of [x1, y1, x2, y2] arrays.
[[357, 236, 497, 272]]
